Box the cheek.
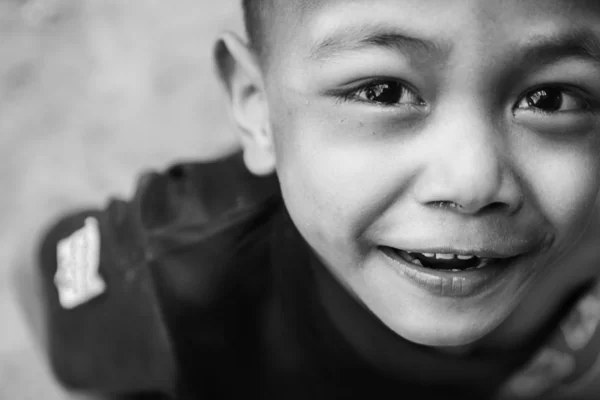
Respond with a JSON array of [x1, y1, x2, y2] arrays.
[[278, 130, 377, 245], [521, 142, 600, 240], [270, 99, 398, 250]]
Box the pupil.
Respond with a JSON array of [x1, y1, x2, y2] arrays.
[[367, 82, 401, 103], [527, 89, 563, 111]]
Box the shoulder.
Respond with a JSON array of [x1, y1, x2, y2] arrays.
[[37, 151, 280, 395], [143, 152, 282, 308]]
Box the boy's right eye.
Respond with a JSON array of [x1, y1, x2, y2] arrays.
[[341, 80, 426, 108]]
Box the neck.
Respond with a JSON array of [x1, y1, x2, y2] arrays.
[[270, 205, 523, 392]]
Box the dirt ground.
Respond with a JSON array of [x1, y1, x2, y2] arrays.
[[0, 1, 241, 398]]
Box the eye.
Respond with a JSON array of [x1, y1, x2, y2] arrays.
[[344, 80, 425, 107], [515, 87, 590, 113]]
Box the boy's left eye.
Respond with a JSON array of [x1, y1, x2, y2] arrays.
[[515, 87, 590, 113]]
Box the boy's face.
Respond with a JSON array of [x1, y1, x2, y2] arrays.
[[235, 0, 600, 348]]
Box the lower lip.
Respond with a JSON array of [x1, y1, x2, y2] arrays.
[[380, 247, 521, 298]]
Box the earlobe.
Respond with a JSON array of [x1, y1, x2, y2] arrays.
[[214, 32, 276, 176], [243, 138, 277, 176]]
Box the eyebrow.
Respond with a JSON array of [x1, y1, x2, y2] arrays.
[[518, 30, 600, 66], [309, 25, 450, 62], [309, 25, 600, 68]]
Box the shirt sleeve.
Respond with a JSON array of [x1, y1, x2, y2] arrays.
[[37, 178, 177, 396], [496, 279, 600, 400]]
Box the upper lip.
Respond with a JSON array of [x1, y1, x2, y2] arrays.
[[378, 218, 554, 259]]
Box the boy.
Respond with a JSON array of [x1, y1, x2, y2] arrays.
[[37, 0, 600, 398]]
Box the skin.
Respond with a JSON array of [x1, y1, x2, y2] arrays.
[[216, 0, 600, 356]]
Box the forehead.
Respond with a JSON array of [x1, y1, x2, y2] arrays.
[[269, 0, 600, 58], [279, 0, 600, 21]]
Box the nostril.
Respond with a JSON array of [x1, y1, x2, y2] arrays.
[[428, 200, 515, 215], [480, 202, 511, 214], [431, 201, 462, 209]]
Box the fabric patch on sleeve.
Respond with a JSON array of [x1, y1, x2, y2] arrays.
[[496, 280, 600, 399], [560, 284, 600, 351], [54, 217, 106, 309], [497, 348, 576, 399]]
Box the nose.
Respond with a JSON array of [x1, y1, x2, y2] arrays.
[[414, 108, 523, 216]]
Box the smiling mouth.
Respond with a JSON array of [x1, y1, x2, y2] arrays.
[[378, 244, 539, 297], [386, 248, 516, 272]]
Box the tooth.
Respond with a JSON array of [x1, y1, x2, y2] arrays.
[[422, 253, 435, 258], [412, 259, 424, 267], [435, 253, 455, 260], [457, 255, 475, 260]]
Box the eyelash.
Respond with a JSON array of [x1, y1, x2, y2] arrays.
[[336, 79, 598, 115], [514, 85, 597, 115], [336, 79, 425, 109]]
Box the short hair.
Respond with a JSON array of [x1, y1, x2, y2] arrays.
[[241, 0, 266, 56]]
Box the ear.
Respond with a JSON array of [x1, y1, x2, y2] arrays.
[[214, 32, 275, 176]]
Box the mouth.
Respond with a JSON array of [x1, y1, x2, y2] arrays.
[[390, 249, 511, 272], [379, 246, 528, 298]]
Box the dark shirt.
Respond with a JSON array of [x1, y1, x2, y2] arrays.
[[37, 152, 583, 400]]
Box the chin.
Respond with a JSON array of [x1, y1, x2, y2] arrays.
[[373, 286, 512, 347], [353, 245, 540, 350], [399, 321, 493, 348]]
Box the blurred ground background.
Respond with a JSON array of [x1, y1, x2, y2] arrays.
[[0, 1, 241, 398], [1, 1, 600, 400]]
